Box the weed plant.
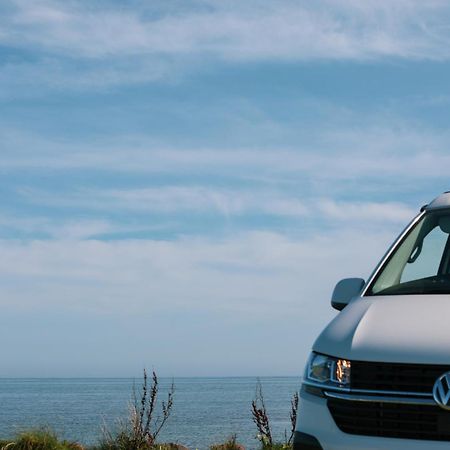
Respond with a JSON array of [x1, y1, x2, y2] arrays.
[[209, 435, 242, 450], [98, 369, 175, 450], [0, 429, 82, 450], [251, 380, 298, 450]]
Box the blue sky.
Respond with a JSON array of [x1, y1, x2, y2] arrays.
[[2, 0, 450, 377]]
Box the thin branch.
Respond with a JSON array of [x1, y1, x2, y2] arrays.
[[143, 371, 158, 437], [152, 381, 175, 441], [251, 379, 272, 447]]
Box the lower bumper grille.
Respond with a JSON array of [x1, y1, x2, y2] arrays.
[[328, 398, 450, 441]]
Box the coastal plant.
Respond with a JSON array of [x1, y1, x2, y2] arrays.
[[209, 435, 243, 450], [100, 369, 175, 450], [0, 429, 83, 450], [286, 391, 298, 446], [251, 381, 299, 450], [251, 380, 273, 448]]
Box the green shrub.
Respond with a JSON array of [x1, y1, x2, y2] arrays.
[[0, 430, 83, 450]]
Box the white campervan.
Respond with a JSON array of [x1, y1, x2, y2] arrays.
[[294, 192, 450, 450]]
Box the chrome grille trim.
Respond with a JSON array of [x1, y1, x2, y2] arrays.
[[325, 390, 436, 406], [302, 380, 433, 398]]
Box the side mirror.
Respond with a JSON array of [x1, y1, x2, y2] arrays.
[[331, 278, 365, 311]]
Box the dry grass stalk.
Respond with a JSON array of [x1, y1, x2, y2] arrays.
[[130, 369, 175, 448], [251, 380, 272, 448]]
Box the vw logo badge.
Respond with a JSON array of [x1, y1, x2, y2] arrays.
[[433, 373, 450, 411]]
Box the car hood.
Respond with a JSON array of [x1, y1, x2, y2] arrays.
[[313, 295, 450, 364]]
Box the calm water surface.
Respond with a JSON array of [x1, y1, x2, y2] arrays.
[[0, 377, 300, 449]]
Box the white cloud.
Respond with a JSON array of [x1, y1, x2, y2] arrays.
[[317, 199, 417, 223], [2, 119, 446, 228], [0, 216, 154, 240], [0, 57, 175, 94], [3, 124, 450, 184], [4, 0, 450, 61], [0, 229, 393, 316], [65, 186, 309, 218], [2, 0, 450, 90], [12, 185, 417, 228]]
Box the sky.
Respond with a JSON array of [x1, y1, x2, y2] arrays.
[[1, 0, 450, 377]]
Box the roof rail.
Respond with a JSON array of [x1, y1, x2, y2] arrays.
[[425, 192, 450, 211]]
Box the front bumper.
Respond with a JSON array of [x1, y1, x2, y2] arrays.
[[293, 431, 323, 450], [295, 387, 450, 450]]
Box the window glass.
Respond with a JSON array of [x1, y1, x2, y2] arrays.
[[368, 211, 450, 296], [401, 226, 448, 283]]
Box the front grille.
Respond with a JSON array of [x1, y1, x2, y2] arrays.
[[351, 361, 450, 393], [328, 398, 450, 441]]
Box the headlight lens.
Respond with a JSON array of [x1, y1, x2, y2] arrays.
[[305, 352, 351, 388]]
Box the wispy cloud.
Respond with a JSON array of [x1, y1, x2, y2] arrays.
[[3, 123, 450, 179], [0, 216, 160, 240], [317, 199, 416, 223], [1, 118, 445, 237], [2, 0, 450, 91], [4, 0, 450, 60], [21, 186, 309, 218], [14, 185, 416, 229], [0, 229, 392, 315]]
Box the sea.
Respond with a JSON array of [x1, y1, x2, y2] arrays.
[[0, 377, 301, 449]]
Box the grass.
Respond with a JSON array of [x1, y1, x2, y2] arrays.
[[0, 431, 186, 450], [93, 438, 183, 450], [0, 430, 82, 450], [209, 435, 242, 450], [0, 430, 293, 450]]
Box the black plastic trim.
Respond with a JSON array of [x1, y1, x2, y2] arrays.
[[331, 300, 347, 311], [301, 383, 325, 398], [293, 431, 323, 450]]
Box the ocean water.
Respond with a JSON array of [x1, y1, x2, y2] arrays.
[[0, 377, 300, 449]]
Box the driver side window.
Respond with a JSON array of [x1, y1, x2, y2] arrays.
[[401, 226, 448, 283]]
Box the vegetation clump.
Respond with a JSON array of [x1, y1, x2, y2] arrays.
[[0, 429, 82, 450], [209, 435, 243, 450], [251, 380, 298, 450], [98, 369, 175, 450]]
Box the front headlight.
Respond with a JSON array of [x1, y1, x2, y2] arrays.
[[305, 352, 351, 388]]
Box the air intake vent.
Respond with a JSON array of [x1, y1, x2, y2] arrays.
[[351, 361, 450, 394]]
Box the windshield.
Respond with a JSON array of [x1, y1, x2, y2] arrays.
[[367, 210, 450, 296]]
